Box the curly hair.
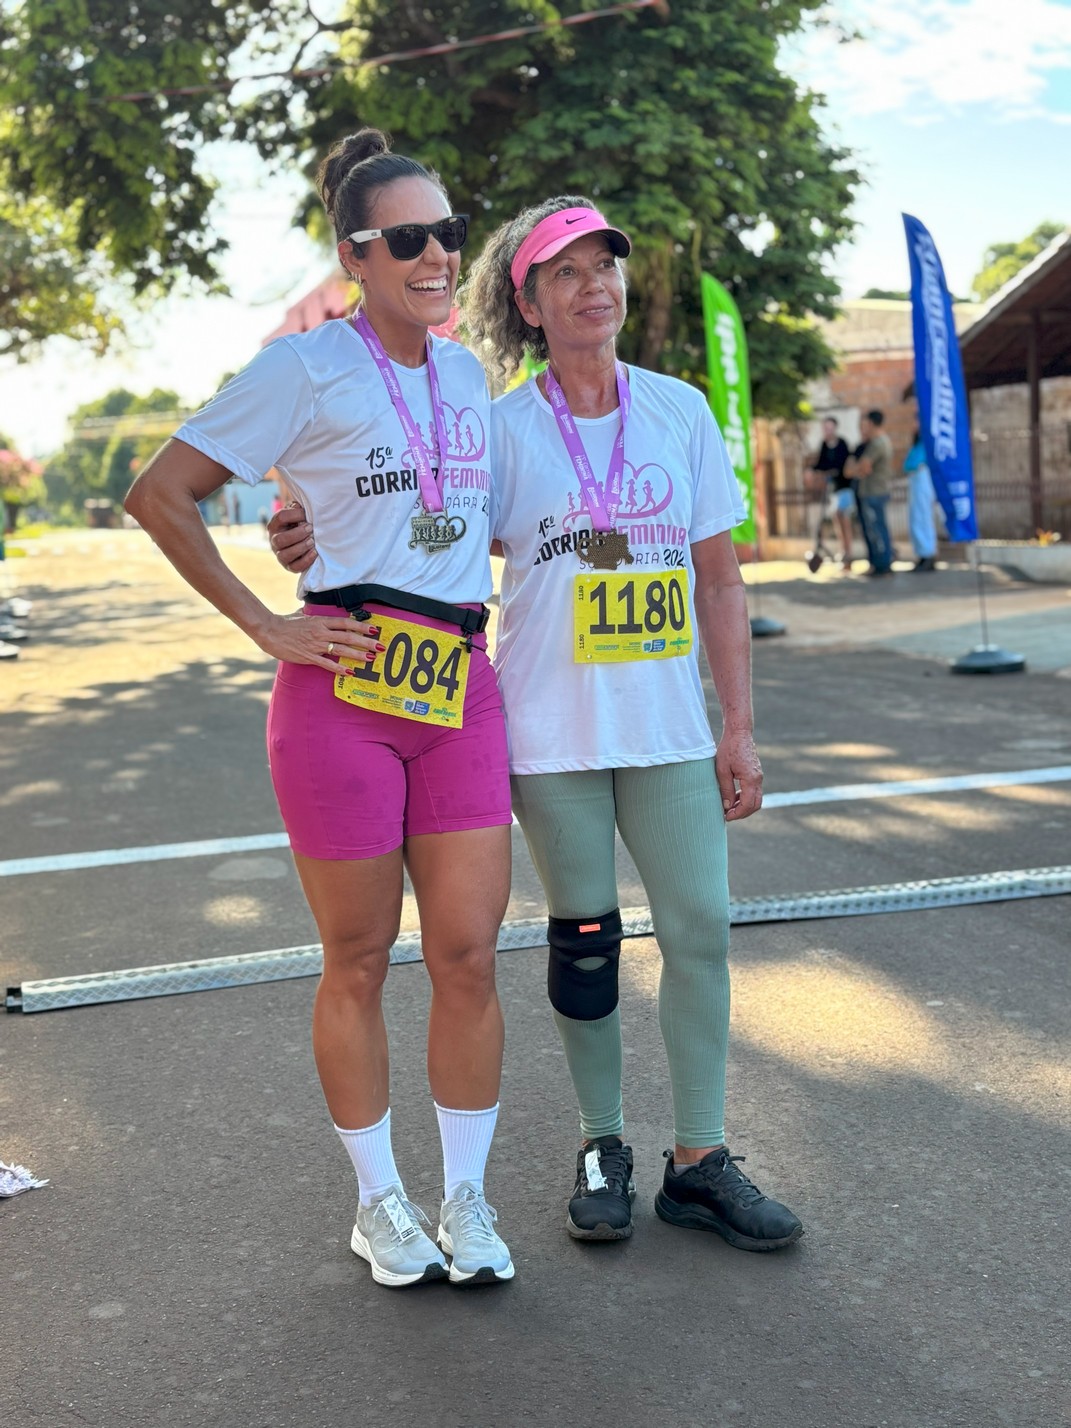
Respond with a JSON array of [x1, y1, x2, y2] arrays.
[[460, 195, 599, 388], [316, 128, 449, 273]]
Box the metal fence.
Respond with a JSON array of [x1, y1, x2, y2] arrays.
[[972, 425, 1071, 537], [767, 423, 1071, 543]]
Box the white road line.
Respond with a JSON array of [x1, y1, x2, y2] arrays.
[[2, 765, 1069, 879], [762, 765, 1071, 808], [0, 832, 290, 877]]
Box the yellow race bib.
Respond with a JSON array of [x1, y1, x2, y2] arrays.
[[334, 612, 470, 727], [574, 569, 693, 663]]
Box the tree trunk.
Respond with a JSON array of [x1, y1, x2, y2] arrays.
[[637, 239, 674, 371]]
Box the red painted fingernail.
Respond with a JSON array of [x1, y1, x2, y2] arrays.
[[368, 627, 380, 636], [365, 652, 376, 661], [375, 643, 386, 652]]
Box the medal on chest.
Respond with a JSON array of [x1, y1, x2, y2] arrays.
[[544, 362, 632, 569], [409, 511, 467, 553], [577, 527, 635, 570]]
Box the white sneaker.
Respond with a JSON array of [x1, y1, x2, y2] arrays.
[[350, 1188, 448, 1288], [438, 1183, 515, 1285]]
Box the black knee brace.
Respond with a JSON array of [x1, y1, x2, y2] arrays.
[[547, 909, 623, 1021]]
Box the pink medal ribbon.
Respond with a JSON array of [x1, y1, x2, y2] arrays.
[[544, 362, 631, 531], [352, 310, 449, 514]]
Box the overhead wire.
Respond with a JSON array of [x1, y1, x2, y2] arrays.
[[100, 0, 670, 105]]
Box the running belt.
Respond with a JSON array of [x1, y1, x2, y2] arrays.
[[305, 583, 490, 636]]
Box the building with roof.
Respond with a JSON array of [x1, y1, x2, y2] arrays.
[[960, 228, 1071, 537], [765, 233, 1071, 551]]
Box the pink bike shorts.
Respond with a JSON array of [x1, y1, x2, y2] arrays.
[[266, 602, 512, 860]]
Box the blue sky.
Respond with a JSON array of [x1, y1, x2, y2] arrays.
[[789, 0, 1071, 296], [3, 0, 1070, 457]]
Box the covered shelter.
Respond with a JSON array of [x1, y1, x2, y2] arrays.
[[960, 229, 1071, 530]]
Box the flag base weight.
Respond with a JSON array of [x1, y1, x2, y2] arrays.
[[950, 645, 1026, 675], [750, 616, 786, 638]]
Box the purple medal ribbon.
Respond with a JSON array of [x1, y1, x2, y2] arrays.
[[544, 361, 631, 532], [352, 309, 449, 514]]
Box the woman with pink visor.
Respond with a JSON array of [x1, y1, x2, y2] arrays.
[[125, 129, 515, 1291], [460, 198, 803, 1253]]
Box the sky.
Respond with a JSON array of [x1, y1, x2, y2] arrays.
[[3, 0, 1070, 459]]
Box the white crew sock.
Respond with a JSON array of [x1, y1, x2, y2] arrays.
[[334, 1109, 402, 1207], [435, 1102, 499, 1200]]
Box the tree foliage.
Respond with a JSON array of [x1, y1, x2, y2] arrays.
[[972, 222, 1066, 303], [304, 0, 858, 415], [43, 388, 184, 515], [0, 0, 317, 289], [0, 0, 859, 415], [0, 446, 46, 515], [0, 198, 119, 360]]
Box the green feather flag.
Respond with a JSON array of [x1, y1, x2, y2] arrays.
[[701, 274, 756, 545]]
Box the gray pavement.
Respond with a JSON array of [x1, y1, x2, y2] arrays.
[[2, 533, 1069, 1428]]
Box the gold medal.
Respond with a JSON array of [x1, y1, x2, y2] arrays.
[[409, 511, 467, 554], [576, 527, 634, 571]]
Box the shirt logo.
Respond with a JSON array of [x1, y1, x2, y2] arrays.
[[401, 405, 487, 466], [561, 460, 674, 532]]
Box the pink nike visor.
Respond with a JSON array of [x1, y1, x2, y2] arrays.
[[510, 207, 632, 290]]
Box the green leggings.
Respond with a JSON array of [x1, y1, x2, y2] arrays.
[[511, 759, 731, 1148]]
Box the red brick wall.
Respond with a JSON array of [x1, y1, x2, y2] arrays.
[[822, 355, 917, 467]]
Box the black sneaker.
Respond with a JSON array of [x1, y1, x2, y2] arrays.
[[655, 1147, 803, 1252], [567, 1137, 636, 1241]]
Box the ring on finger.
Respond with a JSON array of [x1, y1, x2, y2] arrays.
[[327, 641, 335, 655]]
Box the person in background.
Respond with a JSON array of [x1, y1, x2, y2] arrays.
[[904, 428, 938, 571], [804, 416, 854, 569], [848, 409, 895, 576]]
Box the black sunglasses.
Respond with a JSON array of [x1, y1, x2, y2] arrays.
[[346, 214, 469, 262]]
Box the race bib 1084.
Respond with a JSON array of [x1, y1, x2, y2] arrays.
[[334, 612, 470, 727], [574, 569, 693, 663]]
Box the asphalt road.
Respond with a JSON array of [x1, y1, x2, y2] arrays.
[[2, 531, 1068, 1428]]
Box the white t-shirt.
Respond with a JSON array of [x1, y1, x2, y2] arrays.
[[175, 319, 494, 605], [492, 367, 746, 774]]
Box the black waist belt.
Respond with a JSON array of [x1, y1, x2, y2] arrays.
[[305, 583, 490, 636]]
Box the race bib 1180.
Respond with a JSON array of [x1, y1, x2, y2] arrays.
[[574, 569, 693, 663], [334, 613, 470, 726]]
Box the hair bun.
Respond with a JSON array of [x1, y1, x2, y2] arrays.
[[346, 127, 391, 165], [318, 128, 392, 215]]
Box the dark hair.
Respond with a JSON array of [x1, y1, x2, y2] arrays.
[[823, 415, 839, 426], [866, 409, 885, 426], [317, 128, 448, 269]]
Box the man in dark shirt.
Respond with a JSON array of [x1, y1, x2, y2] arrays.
[[805, 416, 854, 568]]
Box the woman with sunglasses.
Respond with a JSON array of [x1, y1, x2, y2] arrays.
[[124, 129, 514, 1290]]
